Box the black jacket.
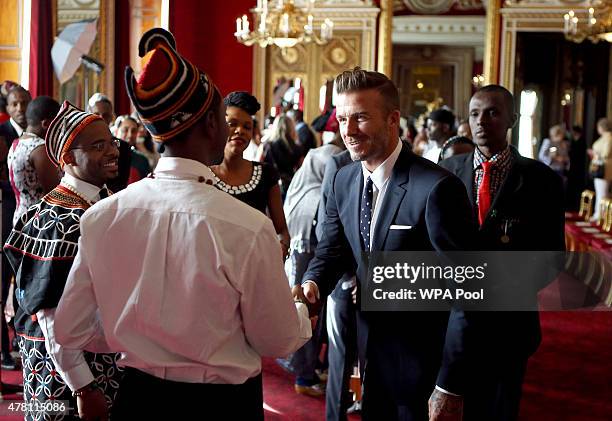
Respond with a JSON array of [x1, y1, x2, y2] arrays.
[[441, 147, 565, 354]]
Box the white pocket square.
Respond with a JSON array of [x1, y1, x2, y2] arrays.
[[389, 225, 413, 230]]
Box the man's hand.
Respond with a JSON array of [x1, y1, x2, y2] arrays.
[[302, 282, 319, 304], [76, 388, 109, 421], [298, 281, 321, 318], [428, 388, 463, 421]]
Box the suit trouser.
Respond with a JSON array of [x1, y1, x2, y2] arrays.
[[463, 356, 528, 421], [111, 367, 264, 420], [325, 280, 357, 421]]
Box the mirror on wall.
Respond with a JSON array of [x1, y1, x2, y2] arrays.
[[55, 0, 103, 108]]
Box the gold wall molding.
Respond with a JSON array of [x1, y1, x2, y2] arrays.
[[498, 4, 579, 93], [483, 0, 502, 85], [393, 15, 486, 61], [252, 3, 380, 124], [0, 0, 22, 83], [378, 0, 393, 76]]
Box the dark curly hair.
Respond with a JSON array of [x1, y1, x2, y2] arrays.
[[223, 91, 261, 116]]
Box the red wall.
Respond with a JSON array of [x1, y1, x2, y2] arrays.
[[114, 0, 132, 115], [170, 0, 254, 96]]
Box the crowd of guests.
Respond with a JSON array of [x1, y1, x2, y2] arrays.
[[0, 25, 605, 421], [392, 103, 610, 216]]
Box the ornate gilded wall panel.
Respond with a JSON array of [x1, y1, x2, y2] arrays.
[[321, 34, 361, 78], [393, 45, 474, 117], [253, 3, 379, 125]]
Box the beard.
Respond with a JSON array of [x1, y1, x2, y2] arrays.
[[344, 132, 389, 163]]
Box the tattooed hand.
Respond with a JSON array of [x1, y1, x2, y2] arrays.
[[428, 388, 463, 421]]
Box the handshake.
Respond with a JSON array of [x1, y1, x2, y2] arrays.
[[291, 282, 322, 318], [292, 281, 359, 317]]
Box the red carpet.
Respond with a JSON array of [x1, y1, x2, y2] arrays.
[[0, 365, 23, 421], [262, 357, 360, 421], [519, 311, 612, 421], [0, 311, 609, 420]]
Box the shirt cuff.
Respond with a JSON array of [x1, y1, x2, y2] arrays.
[[294, 302, 312, 341], [61, 361, 95, 392], [436, 385, 461, 397], [435, 385, 461, 397]]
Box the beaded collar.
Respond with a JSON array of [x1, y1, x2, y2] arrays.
[[59, 181, 95, 206], [214, 163, 262, 195]]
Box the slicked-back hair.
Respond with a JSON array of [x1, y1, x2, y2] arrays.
[[25, 96, 60, 126], [334, 67, 400, 115], [474, 85, 515, 117]]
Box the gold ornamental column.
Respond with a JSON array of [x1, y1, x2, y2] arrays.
[[377, 0, 393, 77], [483, 0, 502, 85]]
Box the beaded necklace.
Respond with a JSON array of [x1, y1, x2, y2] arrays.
[[214, 163, 262, 195], [148, 172, 214, 185], [60, 181, 95, 206]]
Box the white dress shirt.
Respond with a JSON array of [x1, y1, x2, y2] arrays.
[[423, 141, 441, 164], [360, 139, 402, 249], [10, 117, 24, 138], [37, 173, 110, 391], [54, 157, 311, 385]]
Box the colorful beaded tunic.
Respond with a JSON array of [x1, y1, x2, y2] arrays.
[[3, 182, 123, 420]]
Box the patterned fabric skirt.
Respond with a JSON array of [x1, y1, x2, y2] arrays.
[[19, 335, 124, 421]]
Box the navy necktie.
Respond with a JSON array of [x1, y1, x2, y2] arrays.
[[99, 188, 109, 200], [360, 177, 373, 251]]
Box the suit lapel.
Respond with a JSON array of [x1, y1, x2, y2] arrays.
[[457, 152, 476, 210], [348, 166, 363, 251], [372, 146, 410, 251]]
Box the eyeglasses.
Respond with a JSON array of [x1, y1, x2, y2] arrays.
[[71, 137, 121, 152]]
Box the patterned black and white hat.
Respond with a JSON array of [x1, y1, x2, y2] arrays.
[[45, 101, 104, 167]]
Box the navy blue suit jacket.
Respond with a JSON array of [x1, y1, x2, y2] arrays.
[[303, 143, 476, 399]]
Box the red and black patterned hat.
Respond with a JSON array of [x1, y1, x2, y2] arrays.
[[125, 28, 219, 143]]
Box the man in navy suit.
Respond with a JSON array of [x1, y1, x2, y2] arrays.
[[440, 85, 565, 421], [299, 68, 475, 421]]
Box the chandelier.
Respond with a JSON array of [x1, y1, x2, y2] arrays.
[[234, 0, 334, 53], [563, 0, 612, 43]]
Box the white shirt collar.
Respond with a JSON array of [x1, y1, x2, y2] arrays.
[[155, 157, 216, 181], [361, 139, 402, 191], [62, 173, 106, 203], [10, 118, 24, 137]]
